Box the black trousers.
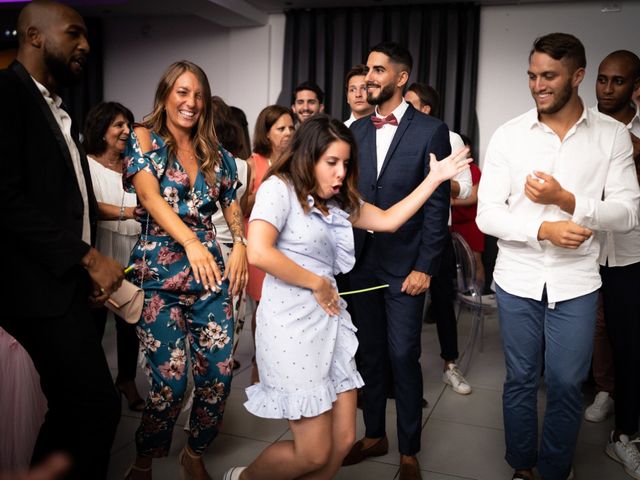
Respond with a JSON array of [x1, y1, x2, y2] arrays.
[[91, 307, 140, 384], [1, 289, 121, 479], [601, 261, 640, 435], [428, 234, 459, 361], [350, 235, 425, 455]]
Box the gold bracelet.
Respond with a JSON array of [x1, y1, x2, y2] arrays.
[[183, 237, 199, 248]]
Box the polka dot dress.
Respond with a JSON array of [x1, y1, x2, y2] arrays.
[[244, 176, 364, 420]]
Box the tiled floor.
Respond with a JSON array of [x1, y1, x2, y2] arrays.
[[104, 307, 629, 480]]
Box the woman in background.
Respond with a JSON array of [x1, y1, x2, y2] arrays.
[[244, 105, 295, 384], [229, 105, 252, 161], [84, 101, 144, 411]]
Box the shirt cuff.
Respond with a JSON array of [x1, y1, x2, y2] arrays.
[[524, 218, 544, 251], [571, 195, 592, 228]]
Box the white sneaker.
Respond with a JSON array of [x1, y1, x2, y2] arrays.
[[442, 363, 472, 395], [223, 466, 247, 480], [606, 432, 640, 479], [584, 391, 614, 422]]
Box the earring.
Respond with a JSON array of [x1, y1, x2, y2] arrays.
[[102, 136, 106, 141]]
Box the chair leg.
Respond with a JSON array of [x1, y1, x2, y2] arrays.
[[459, 306, 481, 375], [479, 311, 485, 353]]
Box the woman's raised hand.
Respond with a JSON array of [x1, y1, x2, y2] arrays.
[[312, 276, 341, 316], [429, 147, 472, 183], [184, 240, 222, 291]]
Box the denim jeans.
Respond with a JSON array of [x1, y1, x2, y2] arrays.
[[496, 284, 597, 480]]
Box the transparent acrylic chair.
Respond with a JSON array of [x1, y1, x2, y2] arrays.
[[450, 232, 497, 372]]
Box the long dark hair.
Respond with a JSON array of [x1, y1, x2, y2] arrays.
[[267, 115, 361, 216], [210, 95, 245, 158], [83, 102, 134, 156]]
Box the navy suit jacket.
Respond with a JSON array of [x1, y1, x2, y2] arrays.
[[0, 61, 97, 317], [350, 103, 451, 277]]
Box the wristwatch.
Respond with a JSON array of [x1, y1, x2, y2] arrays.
[[233, 235, 248, 247]]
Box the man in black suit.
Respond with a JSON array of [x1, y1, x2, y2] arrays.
[[343, 42, 451, 480], [0, 1, 124, 478]]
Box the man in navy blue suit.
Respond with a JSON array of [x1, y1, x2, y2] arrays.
[[343, 42, 451, 480]]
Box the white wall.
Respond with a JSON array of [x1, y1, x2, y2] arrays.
[[102, 13, 286, 140], [476, 1, 640, 165], [104, 3, 639, 164]]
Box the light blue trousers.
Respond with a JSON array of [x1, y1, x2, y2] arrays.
[[496, 284, 597, 480]]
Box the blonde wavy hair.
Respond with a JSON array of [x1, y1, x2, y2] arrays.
[[144, 60, 221, 186]]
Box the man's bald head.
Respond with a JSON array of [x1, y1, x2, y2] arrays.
[[16, 0, 88, 91], [596, 50, 640, 121], [17, 0, 84, 45], [601, 50, 640, 79]]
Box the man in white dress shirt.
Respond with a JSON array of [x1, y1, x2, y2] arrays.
[[587, 50, 640, 479], [344, 64, 374, 127], [477, 33, 639, 480]]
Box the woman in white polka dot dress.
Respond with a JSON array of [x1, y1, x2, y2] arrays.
[[224, 116, 470, 480]]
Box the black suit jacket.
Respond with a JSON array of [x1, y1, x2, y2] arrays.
[[0, 61, 97, 317], [351, 104, 451, 277]]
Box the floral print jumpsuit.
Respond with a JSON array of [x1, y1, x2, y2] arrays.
[[123, 130, 237, 457]]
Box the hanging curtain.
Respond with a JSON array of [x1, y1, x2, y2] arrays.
[[277, 4, 480, 142]]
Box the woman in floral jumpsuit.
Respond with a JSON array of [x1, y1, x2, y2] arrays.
[[123, 61, 248, 480]]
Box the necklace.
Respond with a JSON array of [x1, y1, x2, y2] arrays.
[[177, 146, 196, 161], [95, 153, 121, 171]]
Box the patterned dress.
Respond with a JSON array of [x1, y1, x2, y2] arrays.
[[123, 130, 238, 456], [245, 176, 363, 420]]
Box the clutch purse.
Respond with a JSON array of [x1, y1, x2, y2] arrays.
[[106, 280, 144, 324]]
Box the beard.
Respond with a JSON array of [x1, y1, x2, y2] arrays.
[[597, 93, 631, 116], [43, 42, 83, 87], [367, 82, 395, 105], [534, 78, 573, 115]]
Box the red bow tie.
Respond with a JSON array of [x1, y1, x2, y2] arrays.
[[371, 113, 398, 129]]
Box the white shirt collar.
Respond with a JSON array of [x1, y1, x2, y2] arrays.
[[30, 76, 63, 109], [628, 103, 640, 130], [375, 99, 409, 124], [528, 99, 588, 131]]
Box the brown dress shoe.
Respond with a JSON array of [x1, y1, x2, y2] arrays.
[[342, 436, 389, 466], [399, 458, 422, 480]]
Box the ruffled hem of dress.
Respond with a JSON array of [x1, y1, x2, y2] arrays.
[[244, 370, 363, 420], [306, 196, 355, 275]]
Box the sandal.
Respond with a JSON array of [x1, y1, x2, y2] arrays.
[[179, 446, 212, 480], [124, 464, 151, 480]]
